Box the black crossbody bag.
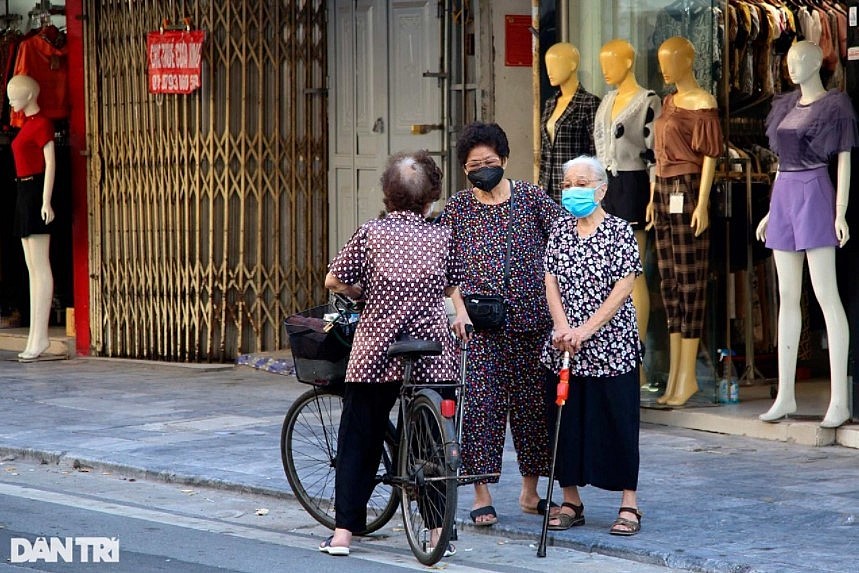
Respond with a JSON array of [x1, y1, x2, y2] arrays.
[[464, 185, 514, 330]]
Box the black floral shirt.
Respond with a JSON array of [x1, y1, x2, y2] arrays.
[[541, 214, 642, 377], [441, 180, 563, 333]]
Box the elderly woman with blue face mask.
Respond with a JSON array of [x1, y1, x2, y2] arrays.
[[541, 155, 644, 536]]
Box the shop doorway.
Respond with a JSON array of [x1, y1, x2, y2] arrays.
[[84, 1, 329, 361], [328, 0, 445, 253]]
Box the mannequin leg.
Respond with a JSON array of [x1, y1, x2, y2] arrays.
[[665, 337, 700, 406], [760, 250, 804, 422], [19, 239, 37, 358], [632, 230, 650, 386], [806, 248, 851, 428], [19, 235, 53, 360], [657, 332, 682, 404]]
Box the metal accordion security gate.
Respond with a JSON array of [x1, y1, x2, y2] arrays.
[[84, 0, 328, 361]]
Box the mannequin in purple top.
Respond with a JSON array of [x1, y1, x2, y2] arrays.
[[756, 41, 857, 428]]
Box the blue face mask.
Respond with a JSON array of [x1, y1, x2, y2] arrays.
[[561, 186, 600, 218]]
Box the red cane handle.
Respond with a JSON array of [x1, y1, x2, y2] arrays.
[[556, 351, 570, 405], [556, 368, 569, 405]]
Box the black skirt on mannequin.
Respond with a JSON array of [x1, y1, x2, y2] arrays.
[[14, 173, 52, 238]]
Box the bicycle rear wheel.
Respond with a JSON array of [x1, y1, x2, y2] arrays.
[[281, 387, 398, 535], [398, 392, 458, 566]]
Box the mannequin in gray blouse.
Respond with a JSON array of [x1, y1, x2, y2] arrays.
[[594, 39, 661, 386]]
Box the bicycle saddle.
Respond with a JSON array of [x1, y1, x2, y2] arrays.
[[387, 338, 442, 358]]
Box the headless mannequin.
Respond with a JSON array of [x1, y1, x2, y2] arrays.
[[646, 36, 718, 406], [597, 39, 653, 385], [544, 43, 580, 142], [7, 75, 55, 362], [756, 41, 852, 428]]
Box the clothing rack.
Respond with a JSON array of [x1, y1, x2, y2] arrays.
[[1, 0, 21, 28], [714, 158, 770, 387]]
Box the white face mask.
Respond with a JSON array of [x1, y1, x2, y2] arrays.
[[424, 201, 437, 218]]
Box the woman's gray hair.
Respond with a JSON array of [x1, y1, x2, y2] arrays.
[[562, 155, 608, 185]]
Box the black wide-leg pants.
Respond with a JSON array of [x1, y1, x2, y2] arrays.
[[335, 382, 400, 532]]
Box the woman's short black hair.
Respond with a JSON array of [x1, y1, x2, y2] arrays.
[[381, 149, 443, 213], [455, 122, 510, 167]]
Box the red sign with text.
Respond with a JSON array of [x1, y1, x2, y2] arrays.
[[505, 15, 532, 67], [147, 30, 205, 94]]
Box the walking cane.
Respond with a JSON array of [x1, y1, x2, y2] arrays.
[[536, 350, 570, 558]]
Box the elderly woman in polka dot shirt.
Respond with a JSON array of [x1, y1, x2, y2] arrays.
[[320, 150, 464, 557], [442, 122, 564, 527]]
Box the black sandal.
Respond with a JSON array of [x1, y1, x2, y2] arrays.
[[469, 505, 498, 526], [609, 506, 642, 536], [547, 501, 585, 530]]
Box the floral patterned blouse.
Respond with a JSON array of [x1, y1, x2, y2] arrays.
[[328, 211, 461, 384], [541, 213, 642, 377], [441, 180, 563, 333]]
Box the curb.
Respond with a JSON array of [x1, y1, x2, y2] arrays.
[[1, 444, 757, 573], [0, 446, 294, 501]]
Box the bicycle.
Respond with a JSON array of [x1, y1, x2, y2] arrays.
[[280, 295, 494, 565]]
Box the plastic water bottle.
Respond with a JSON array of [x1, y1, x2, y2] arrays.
[[718, 349, 739, 404], [718, 377, 729, 404], [728, 373, 739, 404]]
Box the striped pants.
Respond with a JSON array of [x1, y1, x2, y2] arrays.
[[652, 173, 709, 339]]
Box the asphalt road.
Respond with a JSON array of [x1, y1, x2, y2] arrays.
[[0, 456, 684, 573]]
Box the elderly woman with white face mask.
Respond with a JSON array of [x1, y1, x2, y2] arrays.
[[541, 155, 644, 536]]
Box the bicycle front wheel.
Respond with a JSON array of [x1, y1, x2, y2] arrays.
[[398, 392, 458, 566], [281, 387, 398, 535]]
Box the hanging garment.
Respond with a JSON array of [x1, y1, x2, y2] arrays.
[[10, 25, 68, 126]]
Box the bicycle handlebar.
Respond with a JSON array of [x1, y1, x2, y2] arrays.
[[332, 292, 365, 314]]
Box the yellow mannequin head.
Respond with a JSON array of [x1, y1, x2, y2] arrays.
[[544, 42, 580, 87], [6, 74, 39, 113], [657, 36, 695, 85], [599, 39, 635, 87], [786, 40, 823, 86]]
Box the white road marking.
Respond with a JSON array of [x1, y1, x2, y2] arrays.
[[0, 482, 498, 572]]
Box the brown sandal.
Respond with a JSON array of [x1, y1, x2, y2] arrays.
[[547, 501, 585, 530], [609, 506, 642, 536]]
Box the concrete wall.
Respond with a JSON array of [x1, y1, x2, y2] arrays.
[[487, 0, 536, 184]]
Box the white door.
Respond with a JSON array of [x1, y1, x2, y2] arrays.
[[328, 0, 443, 255]]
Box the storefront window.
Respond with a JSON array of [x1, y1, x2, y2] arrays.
[[566, 0, 718, 98], [561, 0, 722, 393]]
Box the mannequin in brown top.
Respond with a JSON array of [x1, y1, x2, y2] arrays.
[[646, 36, 722, 406], [539, 42, 600, 201], [594, 39, 662, 387]]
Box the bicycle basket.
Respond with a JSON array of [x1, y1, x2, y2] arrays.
[[284, 304, 356, 386]]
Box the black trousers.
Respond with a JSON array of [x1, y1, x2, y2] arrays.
[[335, 382, 400, 532]]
